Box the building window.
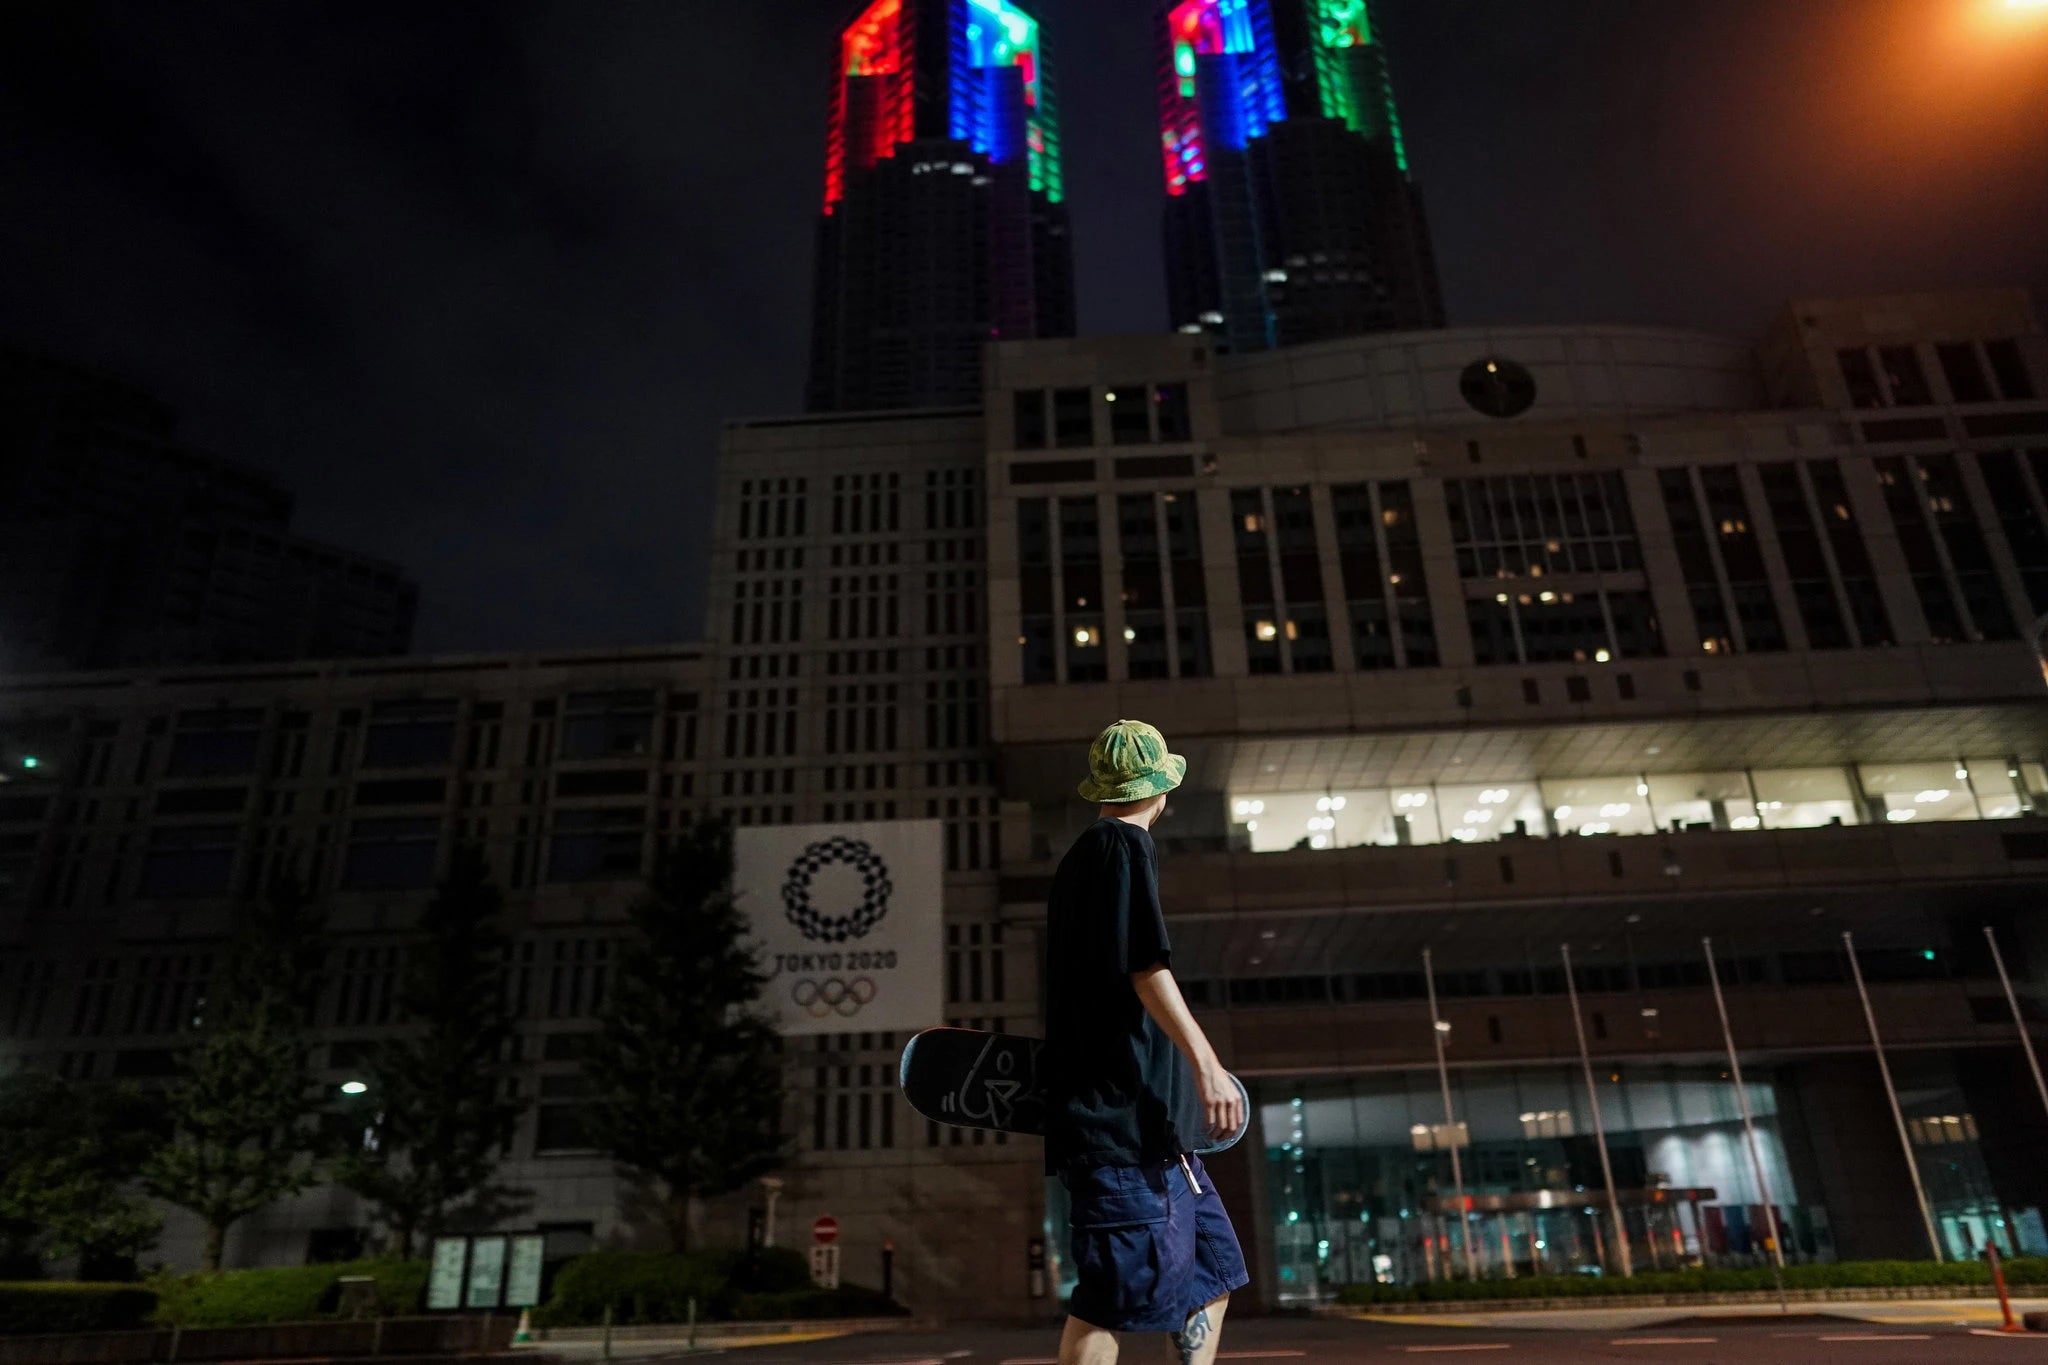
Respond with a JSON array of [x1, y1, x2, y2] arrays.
[[1061, 497, 1106, 682], [165, 710, 263, 779], [1938, 343, 1993, 404], [1164, 493, 1210, 678], [1154, 383, 1192, 442], [1878, 346, 1932, 406], [1013, 390, 1048, 449], [1332, 484, 1393, 670], [1053, 388, 1093, 448], [1699, 467, 1785, 651], [1874, 457, 1968, 643], [1108, 387, 1151, 445], [1805, 460, 1894, 646], [138, 826, 238, 899], [340, 817, 441, 890], [1381, 482, 1440, 667], [1444, 473, 1640, 579], [1756, 463, 1850, 649], [1119, 495, 1169, 679], [1920, 454, 2016, 640], [1838, 348, 1885, 409], [1975, 452, 2048, 615], [560, 692, 655, 761], [361, 699, 458, 769], [1658, 470, 1735, 654], [1272, 487, 1331, 673], [1984, 339, 2036, 401], [1232, 489, 1280, 674], [546, 808, 644, 882]]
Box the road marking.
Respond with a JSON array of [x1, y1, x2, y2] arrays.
[[1395, 1348, 1511, 1355], [1968, 1328, 2046, 1338], [1817, 1335, 1934, 1342], [944, 1354, 975, 1360], [1610, 1338, 1717, 1346]]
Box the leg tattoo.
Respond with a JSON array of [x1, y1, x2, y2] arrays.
[[1172, 1307, 1212, 1365]]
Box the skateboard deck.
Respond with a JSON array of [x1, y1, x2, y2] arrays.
[[897, 1025, 1250, 1154]]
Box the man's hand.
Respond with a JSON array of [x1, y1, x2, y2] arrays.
[[1195, 1054, 1245, 1142]]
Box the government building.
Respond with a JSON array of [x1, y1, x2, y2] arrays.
[[4, 286, 2045, 1316]]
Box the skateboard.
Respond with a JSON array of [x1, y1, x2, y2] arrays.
[[897, 1025, 1251, 1154]]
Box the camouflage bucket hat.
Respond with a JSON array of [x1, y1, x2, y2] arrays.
[[1077, 719, 1188, 805]]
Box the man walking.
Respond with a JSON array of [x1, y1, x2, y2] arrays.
[[1044, 720, 1249, 1365]]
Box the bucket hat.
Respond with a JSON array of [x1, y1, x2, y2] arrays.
[[1077, 719, 1188, 804]]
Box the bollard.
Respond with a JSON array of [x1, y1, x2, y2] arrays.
[[1988, 1243, 2023, 1333], [371, 1316, 384, 1358], [167, 1324, 181, 1363], [688, 1294, 698, 1349], [603, 1302, 615, 1360]]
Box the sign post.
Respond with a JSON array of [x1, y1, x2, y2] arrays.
[[810, 1216, 841, 1289]]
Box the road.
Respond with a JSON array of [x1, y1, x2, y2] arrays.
[[537, 1305, 2048, 1363]]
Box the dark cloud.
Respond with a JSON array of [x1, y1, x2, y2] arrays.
[[2, 1, 2043, 652]]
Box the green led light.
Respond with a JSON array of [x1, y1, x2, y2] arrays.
[[1176, 44, 1196, 76], [1923, 949, 1937, 961], [20, 756, 37, 770]]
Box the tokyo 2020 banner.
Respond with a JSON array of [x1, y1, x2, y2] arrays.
[[732, 820, 944, 1037]]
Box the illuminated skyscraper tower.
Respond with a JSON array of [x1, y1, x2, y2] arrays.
[[1158, 0, 1444, 353], [808, 0, 1076, 413]]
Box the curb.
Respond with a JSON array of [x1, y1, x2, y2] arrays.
[[534, 1316, 937, 1344], [1316, 1284, 2048, 1316]]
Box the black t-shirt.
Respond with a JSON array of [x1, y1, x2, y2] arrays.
[[1043, 817, 1189, 1173]]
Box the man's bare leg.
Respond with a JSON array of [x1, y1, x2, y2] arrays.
[[1059, 1315, 1119, 1365], [1168, 1295, 1230, 1365]]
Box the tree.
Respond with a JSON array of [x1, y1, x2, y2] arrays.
[[0, 1070, 164, 1274], [586, 816, 788, 1252], [338, 844, 527, 1257], [143, 875, 325, 1271]]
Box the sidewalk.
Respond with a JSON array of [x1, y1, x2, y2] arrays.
[[1344, 1296, 2048, 1333]]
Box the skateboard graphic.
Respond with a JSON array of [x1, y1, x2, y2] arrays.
[[898, 1025, 1251, 1154]]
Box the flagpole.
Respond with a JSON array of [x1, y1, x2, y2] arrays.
[[1983, 925, 2048, 1125], [1561, 943, 1632, 1277], [1703, 937, 1787, 1308], [1423, 947, 1478, 1280], [1842, 930, 1943, 1260]]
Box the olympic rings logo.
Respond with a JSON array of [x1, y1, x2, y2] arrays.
[[792, 976, 878, 1018]]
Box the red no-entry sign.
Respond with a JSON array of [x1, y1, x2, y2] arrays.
[[812, 1215, 839, 1245]]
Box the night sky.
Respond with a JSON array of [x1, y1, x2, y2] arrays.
[[3, 1, 2044, 654]]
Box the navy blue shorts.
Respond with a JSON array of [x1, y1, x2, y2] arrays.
[[1060, 1153, 1249, 1333]]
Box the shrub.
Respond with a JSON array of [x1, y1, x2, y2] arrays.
[[535, 1248, 881, 1328], [148, 1258, 426, 1327], [0, 1282, 157, 1335], [1333, 1257, 2048, 1307]]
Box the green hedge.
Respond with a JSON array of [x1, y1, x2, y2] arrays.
[[147, 1258, 427, 1327], [0, 1282, 158, 1335], [1334, 1258, 2048, 1305], [536, 1248, 899, 1328]]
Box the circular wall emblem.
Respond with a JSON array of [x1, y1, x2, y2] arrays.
[[781, 837, 892, 944], [1460, 356, 1538, 418]]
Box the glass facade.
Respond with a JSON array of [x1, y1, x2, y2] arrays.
[[1230, 760, 2047, 852], [1265, 1065, 1822, 1298]]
